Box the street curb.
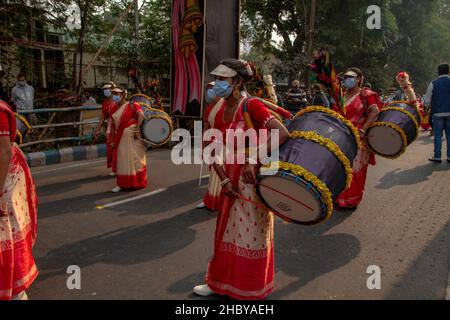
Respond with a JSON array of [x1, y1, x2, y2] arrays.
[[25, 144, 106, 168]]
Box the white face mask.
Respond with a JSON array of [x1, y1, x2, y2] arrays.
[[19, 80, 27, 86]]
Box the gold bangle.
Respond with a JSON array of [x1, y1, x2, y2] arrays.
[[220, 178, 231, 187]]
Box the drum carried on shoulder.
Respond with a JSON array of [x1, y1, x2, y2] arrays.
[[131, 94, 173, 147], [256, 106, 361, 226], [15, 113, 32, 145], [367, 101, 420, 159]]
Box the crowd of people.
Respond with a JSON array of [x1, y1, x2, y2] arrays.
[[1, 59, 449, 300]]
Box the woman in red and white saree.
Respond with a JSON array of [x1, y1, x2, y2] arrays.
[[194, 60, 289, 300], [110, 88, 147, 193], [94, 82, 118, 174], [197, 98, 222, 211], [0, 100, 38, 300], [335, 68, 380, 209]]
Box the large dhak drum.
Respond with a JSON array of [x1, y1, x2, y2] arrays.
[[141, 107, 173, 147], [256, 106, 361, 225], [367, 101, 420, 159], [130, 93, 155, 109], [15, 114, 31, 145]]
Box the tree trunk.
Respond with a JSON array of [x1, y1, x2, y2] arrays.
[[304, 0, 317, 87]]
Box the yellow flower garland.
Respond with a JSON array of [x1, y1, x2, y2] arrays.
[[367, 121, 408, 159], [290, 131, 353, 190], [382, 106, 419, 140], [262, 161, 334, 224], [295, 106, 362, 150], [16, 131, 23, 145]]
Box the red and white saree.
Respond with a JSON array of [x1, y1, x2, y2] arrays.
[[206, 98, 275, 300], [102, 98, 118, 170], [335, 90, 378, 208], [111, 101, 147, 190], [0, 100, 38, 300]]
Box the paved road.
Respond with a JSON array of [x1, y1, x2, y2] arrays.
[[28, 133, 450, 300]]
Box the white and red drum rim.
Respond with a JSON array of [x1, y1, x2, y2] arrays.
[[257, 172, 328, 225], [141, 117, 172, 145], [367, 125, 404, 157]]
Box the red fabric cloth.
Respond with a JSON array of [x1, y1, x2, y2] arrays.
[[203, 191, 221, 211], [336, 163, 369, 208], [0, 101, 38, 300], [111, 102, 142, 173], [116, 166, 147, 190], [335, 90, 376, 208], [0, 101, 16, 140], [0, 109, 10, 136], [102, 99, 117, 169], [206, 98, 275, 300]]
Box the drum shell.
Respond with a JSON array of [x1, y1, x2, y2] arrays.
[[131, 94, 155, 109], [288, 112, 358, 162], [278, 138, 347, 200], [388, 102, 421, 124], [140, 108, 172, 145], [376, 109, 417, 145]]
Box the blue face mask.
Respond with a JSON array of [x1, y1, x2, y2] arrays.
[[112, 95, 121, 103], [343, 77, 357, 90], [213, 80, 233, 98], [104, 89, 111, 97], [205, 88, 216, 104]]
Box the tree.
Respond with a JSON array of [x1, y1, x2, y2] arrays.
[[242, 0, 450, 92]]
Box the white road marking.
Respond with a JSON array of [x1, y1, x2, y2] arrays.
[[96, 188, 167, 210], [33, 159, 106, 175]]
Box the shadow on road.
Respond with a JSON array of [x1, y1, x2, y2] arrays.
[[386, 217, 450, 299], [37, 177, 206, 219], [114, 179, 207, 216], [376, 163, 449, 189], [416, 133, 434, 145], [36, 175, 113, 197], [270, 209, 360, 299], [34, 208, 216, 282], [166, 208, 360, 300]]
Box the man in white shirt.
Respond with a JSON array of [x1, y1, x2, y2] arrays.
[[11, 74, 37, 125]]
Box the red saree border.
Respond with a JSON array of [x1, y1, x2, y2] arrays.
[[219, 241, 269, 260], [116, 166, 147, 190]]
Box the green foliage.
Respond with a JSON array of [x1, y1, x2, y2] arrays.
[[242, 0, 450, 92]]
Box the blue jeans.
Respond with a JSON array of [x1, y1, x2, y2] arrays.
[[432, 115, 450, 158]]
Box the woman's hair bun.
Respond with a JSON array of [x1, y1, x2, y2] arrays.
[[220, 59, 254, 82]]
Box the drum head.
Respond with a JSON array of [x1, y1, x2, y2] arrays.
[[257, 173, 325, 225], [142, 117, 171, 144], [368, 125, 403, 156]]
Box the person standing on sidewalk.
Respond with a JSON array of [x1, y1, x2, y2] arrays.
[[424, 63, 450, 163], [94, 82, 118, 176], [11, 74, 37, 125]]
